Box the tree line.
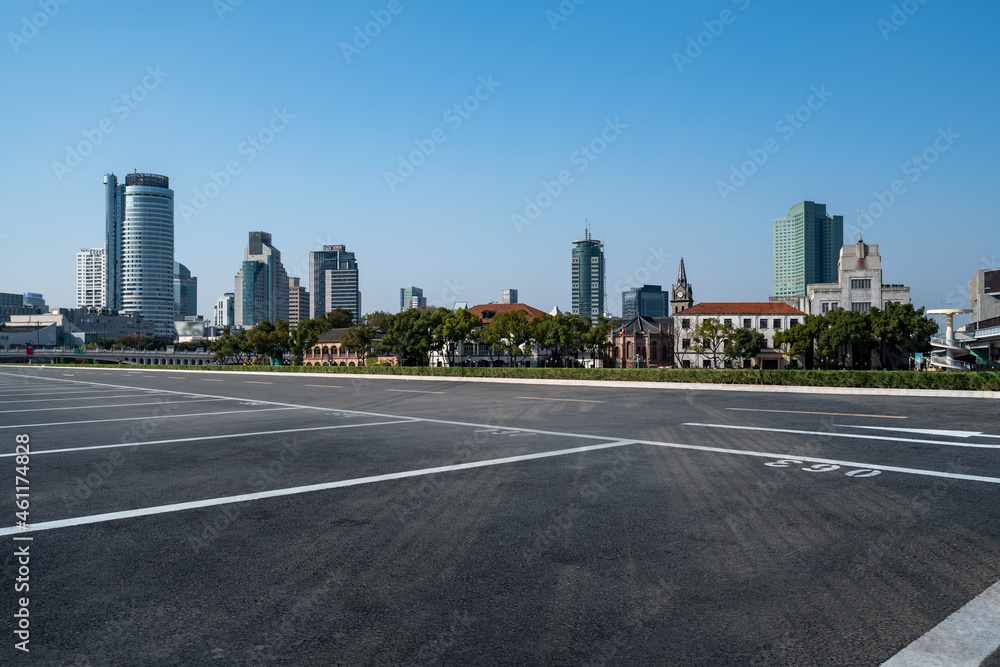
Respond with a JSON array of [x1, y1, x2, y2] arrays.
[[773, 302, 937, 370], [205, 307, 616, 367], [685, 303, 936, 370]]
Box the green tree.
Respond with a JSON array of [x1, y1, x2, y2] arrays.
[[819, 308, 874, 369], [689, 318, 733, 368], [482, 310, 534, 366], [340, 323, 376, 365], [724, 327, 767, 368], [869, 302, 938, 370], [379, 308, 447, 365], [773, 314, 825, 369], [534, 313, 588, 366], [209, 327, 250, 364], [582, 316, 615, 365], [362, 310, 393, 331], [436, 309, 482, 366]]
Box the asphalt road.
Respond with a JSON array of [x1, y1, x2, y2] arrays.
[[1, 366, 998, 666]]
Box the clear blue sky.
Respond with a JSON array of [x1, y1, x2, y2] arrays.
[[1, 0, 997, 325]]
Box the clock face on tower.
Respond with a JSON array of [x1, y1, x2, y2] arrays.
[[674, 288, 686, 299]]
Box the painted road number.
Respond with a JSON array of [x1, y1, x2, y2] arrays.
[[765, 459, 881, 478]]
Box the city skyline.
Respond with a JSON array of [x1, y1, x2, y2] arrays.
[[1, 2, 997, 326]]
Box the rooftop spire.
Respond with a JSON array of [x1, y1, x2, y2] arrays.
[[677, 256, 687, 285]]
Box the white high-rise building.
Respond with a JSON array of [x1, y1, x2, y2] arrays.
[[105, 172, 175, 337], [214, 292, 235, 328], [76, 248, 106, 308]]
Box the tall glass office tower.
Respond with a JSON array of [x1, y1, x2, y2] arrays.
[[773, 200, 843, 298], [119, 173, 175, 337], [173, 262, 198, 319], [309, 245, 361, 323], [235, 232, 289, 326], [571, 226, 605, 320], [104, 174, 125, 310]]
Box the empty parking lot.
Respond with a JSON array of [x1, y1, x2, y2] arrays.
[[2, 366, 999, 665]]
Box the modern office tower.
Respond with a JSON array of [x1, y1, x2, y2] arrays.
[[399, 286, 426, 312], [309, 245, 361, 322], [214, 293, 235, 328], [622, 285, 668, 319], [773, 200, 844, 298], [234, 232, 289, 327], [502, 289, 518, 304], [76, 248, 106, 308], [288, 277, 309, 327], [22, 293, 46, 311], [118, 172, 175, 337], [571, 226, 605, 320], [173, 262, 198, 319], [103, 173, 125, 311]]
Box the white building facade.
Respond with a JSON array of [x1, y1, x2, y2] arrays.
[[673, 302, 806, 369], [76, 248, 106, 308], [804, 238, 910, 315]]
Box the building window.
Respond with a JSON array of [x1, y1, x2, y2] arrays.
[[851, 279, 872, 289], [852, 302, 871, 312], [760, 320, 768, 329], [724, 319, 732, 326], [682, 338, 690, 349], [773, 319, 781, 330], [790, 319, 799, 327], [743, 319, 751, 328], [681, 319, 690, 329]]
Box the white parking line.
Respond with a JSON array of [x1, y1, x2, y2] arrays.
[[385, 389, 445, 394], [0, 388, 133, 397], [0, 398, 228, 414], [0, 406, 304, 430], [882, 579, 1000, 666], [0, 393, 152, 405], [0, 419, 420, 458], [726, 407, 907, 419], [684, 423, 1000, 449], [0, 440, 636, 536], [7, 371, 1000, 485], [516, 396, 605, 403], [842, 425, 1000, 439]]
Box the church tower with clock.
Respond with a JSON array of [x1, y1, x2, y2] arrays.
[[671, 257, 694, 313]]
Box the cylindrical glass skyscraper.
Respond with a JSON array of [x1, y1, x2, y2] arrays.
[[121, 173, 174, 337]]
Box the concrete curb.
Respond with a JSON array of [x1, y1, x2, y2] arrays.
[[80, 367, 1000, 400]]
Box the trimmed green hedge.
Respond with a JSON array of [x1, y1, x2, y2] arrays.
[[113, 365, 1000, 391], [7, 361, 999, 390]]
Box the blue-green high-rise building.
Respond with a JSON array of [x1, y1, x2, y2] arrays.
[[571, 226, 605, 320], [234, 231, 288, 326], [773, 200, 843, 298]]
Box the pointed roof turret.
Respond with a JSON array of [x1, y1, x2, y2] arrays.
[[677, 256, 687, 285]]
